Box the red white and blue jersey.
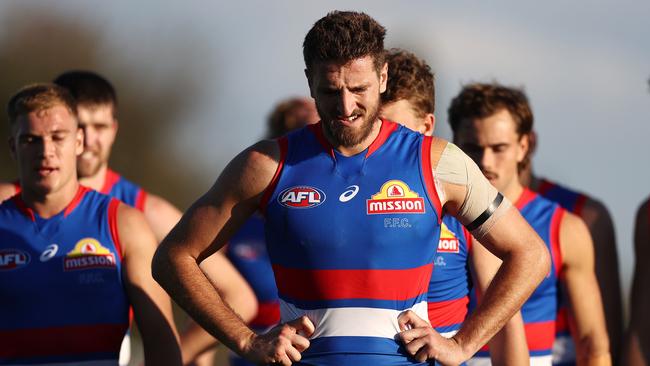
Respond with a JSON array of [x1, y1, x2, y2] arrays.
[[101, 169, 147, 212], [226, 214, 280, 366], [428, 216, 472, 336], [262, 120, 443, 365], [0, 186, 129, 365], [9, 169, 146, 211], [536, 178, 586, 366], [471, 189, 564, 365]]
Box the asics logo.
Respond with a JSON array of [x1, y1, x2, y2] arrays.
[[40, 244, 58, 262], [339, 185, 360, 202]]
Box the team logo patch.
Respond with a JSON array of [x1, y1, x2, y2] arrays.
[[437, 222, 460, 253], [278, 186, 326, 209], [366, 180, 425, 214], [0, 249, 30, 271], [64, 238, 116, 271]]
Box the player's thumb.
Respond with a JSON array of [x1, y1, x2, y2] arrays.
[[288, 315, 315, 338]]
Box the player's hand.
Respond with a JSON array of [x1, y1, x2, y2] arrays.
[[241, 315, 315, 365], [397, 310, 466, 366]]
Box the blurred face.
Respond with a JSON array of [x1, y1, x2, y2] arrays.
[[285, 98, 320, 131], [307, 56, 387, 147], [381, 99, 434, 136], [76, 104, 117, 177], [10, 105, 83, 195], [454, 109, 528, 193]]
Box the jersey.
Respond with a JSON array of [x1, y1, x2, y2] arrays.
[[469, 189, 564, 366], [428, 216, 472, 336], [9, 169, 146, 212], [263, 120, 443, 366], [226, 215, 280, 366], [0, 186, 129, 365], [536, 178, 587, 366], [101, 169, 147, 211]]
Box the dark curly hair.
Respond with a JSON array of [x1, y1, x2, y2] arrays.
[[303, 11, 386, 75], [381, 49, 435, 117]]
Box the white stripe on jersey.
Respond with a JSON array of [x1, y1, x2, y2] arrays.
[[279, 299, 429, 339]]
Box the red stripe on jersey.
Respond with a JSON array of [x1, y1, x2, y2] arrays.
[[250, 300, 281, 328], [421, 136, 443, 221], [108, 198, 123, 261], [0, 323, 127, 358], [63, 185, 90, 217], [12, 179, 21, 193], [428, 296, 469, 328], [481, 319, 556, 353], [525, 320, 556, 351], [260, 137, 288, 214], [515, 188, 537, 210], [101, 169, 121, 194], [550, 208, 565, 277], [573, 194, 587, 216], [462, 226, 473, 252], [366, 119, 398, 158], [272, 263, 433, 301], [135, 189, 147, 212]]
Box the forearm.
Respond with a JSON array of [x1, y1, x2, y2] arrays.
[[153, 246, 255, 355], [455, 245, 548, 357], [575, 329, 611, 366]]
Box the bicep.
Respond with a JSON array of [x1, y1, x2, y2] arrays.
[[560, 213, 606, 335], [161, 140, 280, 262]]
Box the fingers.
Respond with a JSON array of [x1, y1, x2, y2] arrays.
[[287, 315, 315, 338], [398, 310, 429, 331], [399, 327, 431, 344]]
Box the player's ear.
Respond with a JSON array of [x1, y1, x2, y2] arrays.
[[305, 68, 315, 98], [517, 133, 530, 163], [75, 127, 84, 156], [8, 137, 16, 161], [422, 114, 435, 136], [379, 62, 388, 94]]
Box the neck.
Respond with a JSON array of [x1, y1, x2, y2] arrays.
[[501, 179, 525, 204], [79, 164, 108, 192], [324, 118, 383, 157], [21, 179, 80, 219], [518, 164, 541, 190]]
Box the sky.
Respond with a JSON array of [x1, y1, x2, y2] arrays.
[[1, 0, 649, 305]]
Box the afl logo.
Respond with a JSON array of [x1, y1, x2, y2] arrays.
[[278, 186, 326, 208], [0, 249, 30, 271]]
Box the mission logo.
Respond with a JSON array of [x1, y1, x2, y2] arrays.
[[64, 238, 116, 271], [437, 222, 460, 253], [278, 186, 326, 209], [366, 180, 425, 214]]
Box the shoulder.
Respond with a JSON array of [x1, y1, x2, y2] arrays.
[[0, 181, 18, 203], [579, 195, 612, 224], [635, 196, 650, 223]]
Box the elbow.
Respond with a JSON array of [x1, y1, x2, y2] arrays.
[[577, 332, 611, 364], [527, 238, 551, 286], [151, 245, 172, 288]]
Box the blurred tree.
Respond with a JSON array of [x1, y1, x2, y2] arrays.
[[0, 3, 205, 208]]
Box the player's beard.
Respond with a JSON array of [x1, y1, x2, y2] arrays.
[[320, 100, 381, 148], [77, 148, 104, 178]]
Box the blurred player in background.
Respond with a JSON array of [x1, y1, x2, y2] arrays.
[[449, 82, 611, 366], [520, 129, 623, 365], [0, 83, 181, 365], [380, 48, 529, 365]]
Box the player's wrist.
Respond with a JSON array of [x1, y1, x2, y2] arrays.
[[450, 335, 472, 363], [235, 328, 258, 357]]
